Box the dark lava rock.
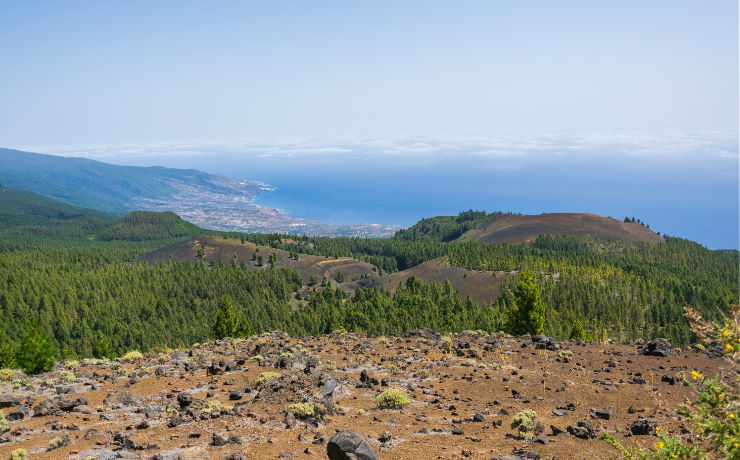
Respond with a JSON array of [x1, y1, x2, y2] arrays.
[[177, 392, 193, 408], [113, 432, 143, 450], [58, 397, 86, 412], [0, 394, 19, 409], [641, 339, 673, 357], [212, 433, 230, 446], [473, 412, 486, 422], [6, 410, 25, 421], [567, 420, 598, 439], [590, 408, 611, 420], [222, 454, 246, 460], [327, 430, 378, 460], [33, 399, 60, 416], [550, 425, 565, 436], [661, 375, 676, 385], [532, 335, 559, 351], [630, 418, 657, 436], [452, 426, 464, 435], [167, 415, 184, 428], [229, 390, 244, 401]]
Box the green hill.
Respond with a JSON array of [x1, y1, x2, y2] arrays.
[[394, 210, 495, 242], [99, 211, 202, 241], [0, 185, 114, 228], [0, 148, 262, 215]]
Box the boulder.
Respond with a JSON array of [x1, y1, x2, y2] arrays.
[[0, 394, 19, 409], [630, 418, 656, 436], [641, 339, 673, 357], [327, 430, 378, 460]]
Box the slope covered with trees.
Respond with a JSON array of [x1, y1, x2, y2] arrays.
[[0, 204, 736, 369]]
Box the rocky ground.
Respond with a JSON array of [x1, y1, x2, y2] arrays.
[[0, 331, 731, 460]]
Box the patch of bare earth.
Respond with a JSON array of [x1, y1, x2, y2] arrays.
[[0, 331, 728, 459]]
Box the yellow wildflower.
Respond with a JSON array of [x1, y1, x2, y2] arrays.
[[691, 370, 703, 380], [656, 442, 665, 451], [723, 329, 729, 337], [729, 413, 735, 419], [725, 343, 735, 353]]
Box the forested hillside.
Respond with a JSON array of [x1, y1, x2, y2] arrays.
[[0, 205, 736, 366]]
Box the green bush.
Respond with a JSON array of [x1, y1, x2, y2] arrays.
[[256, 372, 281, 389], [375, 388, 411, 409], [0, 410, 9, 433], [511, 409, 543, 439], [289, 402, 326, 419], [119, 351, 143, 362], [9, 449, 27, 460], [558, 350, 574, 363]]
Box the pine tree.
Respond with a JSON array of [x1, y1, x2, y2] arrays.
[[569, 319, 585, 341], [16, 324, 55, 374], [0, 330, 15, 368], [505, 270, 545, 336], [213, 295, 238, 339]]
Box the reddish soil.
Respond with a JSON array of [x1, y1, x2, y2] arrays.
[[0, 332, 728, 460], [460, 213, 664, 245]]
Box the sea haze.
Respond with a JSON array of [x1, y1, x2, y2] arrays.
[[33, 132, 740, 249]]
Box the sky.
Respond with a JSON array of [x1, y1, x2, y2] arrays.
[[0, 1, 737, 143], [0, 1, 738, 248]]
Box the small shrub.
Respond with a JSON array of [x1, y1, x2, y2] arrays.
[[9, 448, 27, 460], [441, 335, 453, 355], [280, 352, 294, 358], [375, 389, 411, 409], [378, 336, 389, 344], [63, 360, 79, 370], [119, 351, 143, 362], [0, 410, 9, 433], [511, 409, 543, 439], [251, 355, 264, 363], [387, 363, 402, 375], [256, 372, 281, 389], [323, 361, 336, 372], [48, 436, 67, 450], [558, 350, 574, 363], [289, 402, 326, 419], [202, 400, 222, 413], [0, 369, 17, 381], [58, 370, 76, 383]]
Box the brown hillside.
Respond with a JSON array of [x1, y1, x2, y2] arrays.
[[354, 258, 516, 305], [140, 237, 510, 305], [460, 212, 664, 244], [138, 235, 378, 289]]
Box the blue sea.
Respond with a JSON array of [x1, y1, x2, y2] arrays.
[[147, 147, 739, 250]]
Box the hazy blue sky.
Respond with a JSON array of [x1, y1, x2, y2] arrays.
[[1, 1, 737, 144]]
